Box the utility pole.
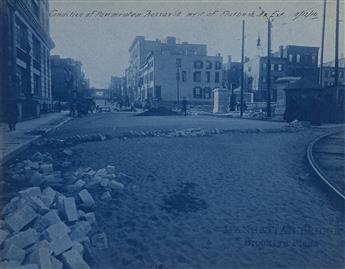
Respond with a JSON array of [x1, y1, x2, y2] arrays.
[[334, 0, 339, 88], [176, 59, 181, 105], [240, 20, 245, 117], [319, 0, 327, 86], [266, 18, 272, 118]]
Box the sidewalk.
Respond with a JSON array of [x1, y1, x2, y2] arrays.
[[0, 111, 72, 165]]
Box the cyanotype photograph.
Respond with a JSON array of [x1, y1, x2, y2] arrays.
[[0, 0, 344, 268]]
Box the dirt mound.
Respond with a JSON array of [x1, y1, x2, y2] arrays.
[[136, 107, 179, 116]]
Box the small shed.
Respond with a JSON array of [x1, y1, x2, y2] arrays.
[[276, 77, 344, 124]]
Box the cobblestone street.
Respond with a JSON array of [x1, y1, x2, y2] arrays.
[[2, 113, 344, 269]]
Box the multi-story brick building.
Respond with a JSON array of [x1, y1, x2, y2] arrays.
[[277, 45, 319, 82], [139, 51, 223, 104], [244, 45, 319, 101], [0, 0, 54, 120], [50, 55, 89, 103], [127, 36, 207, 101], [319, 58, 345, 87]]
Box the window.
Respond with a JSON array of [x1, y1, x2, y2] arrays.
[[15, 19, 28, 51], [193, 87, 202, 98], [176, 58, 182, 68], [33, 36, 41, 62], [215, 72, 220, 83], [288, 54, 293, 62], [312, 54, 316, 64], [262, 63, 267, 70], [194, 60, 203, 69], [215, 62, 222, 70], [296, 54, 301, 63], [33, 74, 40, 96], [204, 87, 212, 99], [182, 71, 187, 82], [331, 71, 335, 77], [16, 66, 27, 95], [31, 0, 40, 18], [206, 61, 212, 69], [206, 71, 210, 83], [149, 72, 153, 81], [271, 64, 275, 71], [193, 71, 201, 82], [278, 64, 284, 71]]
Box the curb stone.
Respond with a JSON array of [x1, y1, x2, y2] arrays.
[[0, 117, 72, 166]]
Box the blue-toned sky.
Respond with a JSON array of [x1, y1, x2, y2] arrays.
[[50, 0, 344, 88]]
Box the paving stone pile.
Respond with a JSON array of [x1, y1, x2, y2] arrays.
[[286, 120, 311, 129], [31, 128, 225, 148], [31, 126, 301, 149], [0, 151, 131, 269]]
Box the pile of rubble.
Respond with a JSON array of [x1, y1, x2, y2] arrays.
[[286, 120, 311, 129], [0, 151, 130, 269], [32, 134, 109, 148], [243, 111, 267, 120], [0, 185, 96, 269], [32, 128, 225, 148]]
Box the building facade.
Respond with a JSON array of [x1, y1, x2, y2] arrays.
[[50, 55, 89, 103], [278, 45, 319, 82], [0, 0, 54, 120], [246, 55, 287, 101], [222, 56, 241, 91], [320, 58, 345, 87], [140, 52, 223, 104], [127, 36, 207, 101], [244, 45, 319, 101], [108, 76, 122, 100]]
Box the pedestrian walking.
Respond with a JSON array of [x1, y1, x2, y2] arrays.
[[5, 100, 19, 131], [182, 97, 188, 116]]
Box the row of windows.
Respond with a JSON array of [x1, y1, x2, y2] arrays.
[[262, 63, 284, 71], [16, 68, 46, 98], [324, 70, 344, 78], [176, 71, 221, 83], [176, 58, 222, 70], [193, 87, 212, 99], [194, 60, 221, 69], [193, 71, 220, 83], [288, 53, 317, 64]]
